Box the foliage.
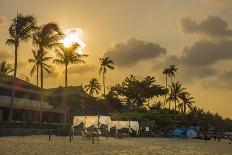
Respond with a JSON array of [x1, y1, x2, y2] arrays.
[[99, 57, 114, 95], [112, 75, 167, 107], [84, 78, 101, 96], [0, 61, 14, 75]]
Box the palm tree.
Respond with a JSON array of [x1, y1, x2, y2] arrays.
[[178, 92, 195, 114], [168, 65, 178, 83], [99, 57, 114, 96], [0, 61, 14, 75], [85, 78, 101, 96], [162, 68, 170, 107], [167, 81, 186, 110], [53, 43, 87, 87], [28, 49, 40, 86], [32, 23, 62, 124], [32, 22, 63, 89], [6, 13, 37, 123]]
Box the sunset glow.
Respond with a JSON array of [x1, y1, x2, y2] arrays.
[[60, 28, 86, 53]]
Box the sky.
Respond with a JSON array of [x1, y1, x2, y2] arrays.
[[0, 0, 232, 118]]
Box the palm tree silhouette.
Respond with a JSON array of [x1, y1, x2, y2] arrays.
[[32, 22, 62, 124], [53, 43, 87, 123], [99, 57, 114, 96], [33, 22, 63, 89], [162, 68, 170, 107], [6, 13, 37, 123], [178, 92, 195, 114], [168, 65, 178, 83], [28, 49, 40, 86], [0, 61, 14, 75], [85, 78, 101, 96], [167, 81, 186, 110], [53, 43, 87, 87]]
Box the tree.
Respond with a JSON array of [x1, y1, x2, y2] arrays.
[[0, 61, 14, 75], [168, 65, 178, 83], [163, 65, 178, 109], [178, 92, 194, 114], [162, 68, 170, 107], [167, 81, 186, 111], [32, 22, 62, 123], [99, 57, 114, 96], [6, 13, 37, 123], [33, 22, 63, 88], [85, 78, 101, 96], [28, 49, 40, 86], [53, 43, 87, 87], [112, 75, 167, 108]]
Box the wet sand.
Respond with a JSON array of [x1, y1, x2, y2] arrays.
[[0, 136, 231, 155]]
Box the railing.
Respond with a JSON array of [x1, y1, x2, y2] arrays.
[[0, 95, 52, 108]]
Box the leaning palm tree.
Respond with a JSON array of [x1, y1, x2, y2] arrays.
[[167, 81, 186, 110], [179, 92, 195, 114], [32, 23, 62, 124], [0, 61, 14, 75], [53, 43, 87, 87], [6, 13, 37, 123], [99, 57, 114, 96], [85, 78, 101, 96], [28, 49, 40, 86]]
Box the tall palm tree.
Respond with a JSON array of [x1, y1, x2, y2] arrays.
[[99, 57, 114, 96], [0, 61, 14, 75], [6, 13, 37, 123], [162, 68, 170, 107], [32, 22, 63, 89], [53, 43, 86, 123], [85, 78, 101, 96], [167, 81, 186, 110], [32, 22, 62, 124], [168, 65, 178, 83], [53, 43, 87, 87], [178, 92, 195, 114], [28, 49, 40, 86]]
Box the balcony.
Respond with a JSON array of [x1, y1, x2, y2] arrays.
[[0, 95, 52, 109]]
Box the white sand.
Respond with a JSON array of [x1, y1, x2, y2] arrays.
[[0, 136, 231, 155]]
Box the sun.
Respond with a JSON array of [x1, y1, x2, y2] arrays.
[[60, 28, 86, 53]]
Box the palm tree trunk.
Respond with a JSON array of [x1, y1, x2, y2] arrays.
[[175, 100, 176, 111], [36, 65, 38, 87], [164, 74, 167, 108], [8, 43, 18, 123], [65, 64, 68, 87], [39, 61, 43, 125], [103, 72, 106, 96], [64, 64, 68, 124], [184, 103, 186, 114]]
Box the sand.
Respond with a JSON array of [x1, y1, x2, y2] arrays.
[[0, 136, 231, 155]]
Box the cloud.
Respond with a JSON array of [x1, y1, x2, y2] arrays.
[[180, 16, 232, 38], [103, 38, 166, 67], [68, 64, 96, 74], [180, 39, 232, 67], [0, 50, 13, 61], [154, 39, 232, 87]]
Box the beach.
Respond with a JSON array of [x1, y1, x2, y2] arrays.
[[0, 136, 231, 155]]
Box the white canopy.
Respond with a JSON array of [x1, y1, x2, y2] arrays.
[[73, 116, 112, 129], [111, 121, 139, 135], [73, 116, 139, 135]]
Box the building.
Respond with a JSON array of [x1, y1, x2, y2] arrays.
[[0, 74, 90, 124]]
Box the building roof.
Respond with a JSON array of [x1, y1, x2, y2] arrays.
[[0, 74, 90, 97], [45, 86, 90, 98]]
